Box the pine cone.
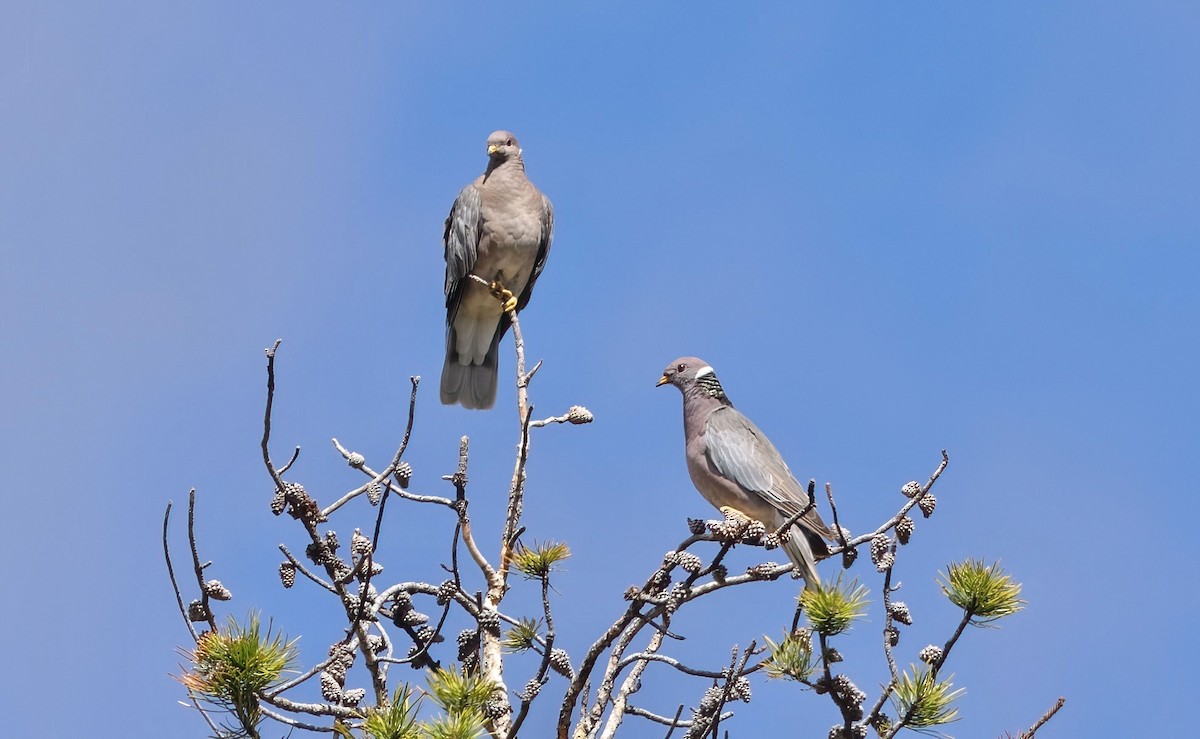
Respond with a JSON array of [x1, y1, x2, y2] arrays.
[[675, 551, 703, 574], [187, 599, 210, 622], [347, 452, 365, 469], [900, 481, 922, 498], [517, 678, 542, 701], [869, 534, 891, 564], [842, 546, 858, 569], [746, 562, 779, 580], [566, 405, 593, 424], [918, 494, 937, 518], [742, 519, 767, 541], [477, 610, 500, 633], [341, 687, 365, 706], [895, 515, 914, 545], [279, 562, 296, 588], [203, 580, 232, 601], [549, 648, 574, 679], [697, 685, 724, 713], [731, 676, 752, 702], [366, 481, 382, 506], [919, 645, 943, 664], [395, 461, 413, 488], [399, 609, 428, 627], [351, 529, 371, 556], [270, 488, 287, 515], [305, 541, 329, 566], [889, 601, 912, 626], [320, 671, 342, 702]]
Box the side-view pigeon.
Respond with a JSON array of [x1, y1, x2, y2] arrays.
[[658, 357, 835, 587], [440, 130, 554, 410]]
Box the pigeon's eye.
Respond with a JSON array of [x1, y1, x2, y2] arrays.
[[506, 139, 514, 146], [677, 364, 686, 373]]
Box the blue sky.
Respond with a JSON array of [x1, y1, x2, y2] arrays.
[[2, 3, 1197, 737]]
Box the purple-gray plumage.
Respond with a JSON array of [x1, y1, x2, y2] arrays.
[[658, 357, 834, 587], [441, 131, 554, 409]]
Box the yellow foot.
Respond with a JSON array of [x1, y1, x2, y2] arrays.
[[489, 280, 517, 313], [719, 506, 751, 523]]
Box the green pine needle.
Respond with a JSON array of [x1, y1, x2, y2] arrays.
[[362, 685, 422, 739], [426, 667, 495, 716], [512, 540, 571, 579], [502, 617, 542, 653], [800, 577, 870, 636], [177, 612, 298, 735], [762, 629, 818, 682], [421, 710, 486, 739], [891, 664, 964, 728], [938, 559, 1025, 624]]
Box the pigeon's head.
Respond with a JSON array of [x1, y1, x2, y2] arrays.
[[486, 130, 522, 162], [657, 357, 728, 400]]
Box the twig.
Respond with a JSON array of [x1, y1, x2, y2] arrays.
[[880, 548, 900, 682], [260, 339, 286, 492], [277, 446, 301, 475], [615, 652, 730, 679], [624, 705, 724, 729], [257, 693, 362, 720], [1019, 697, 1066, 738], [264, 655, 334, 697], [509, 572, 561, 738], [258, 704, 336, 732], [628, 700, 729, 729], [601, 627, 666, 739], [278, 545, 336, 594], [182, 688, 222, 735], [162, 501, 198, 642], [830, 451, 950, 555], [498, 403, 535, 582], [186, 489, 217, 633], [770, 497, 816, 542], [355, 377, 422, 628], [450, 437, 496, 580], [661, 705, 687, 738], [824, 481, 850, 552], [709, 643, 754, 739]]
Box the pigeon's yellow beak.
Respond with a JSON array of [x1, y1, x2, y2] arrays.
[[487, 144, 500, 155], [656, 374, 670, 387]]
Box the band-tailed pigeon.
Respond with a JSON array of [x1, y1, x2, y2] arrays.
[[440, 131, 554, 409], [658, 357, 835, 587]]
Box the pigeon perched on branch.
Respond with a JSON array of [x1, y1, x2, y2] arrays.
[[658, 357, 834, 587], [440, 131, 554, 409]]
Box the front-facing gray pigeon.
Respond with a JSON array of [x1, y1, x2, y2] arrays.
[[441, 131, 554, 409], [658, 357, 835, 587]]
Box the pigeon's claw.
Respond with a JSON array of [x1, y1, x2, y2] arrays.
[[719, 506, 751, 523], [489, 280, 518, 313]]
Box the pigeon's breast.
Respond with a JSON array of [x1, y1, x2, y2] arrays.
[[478, 188, 543, 293]]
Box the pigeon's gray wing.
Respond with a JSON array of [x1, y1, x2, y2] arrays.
[[443, 183, 483, 309], [703, 406, 817, 522], [513, 192, 554, 314]]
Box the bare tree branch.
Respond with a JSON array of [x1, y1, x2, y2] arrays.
[[1019, 697, 1066, 739]]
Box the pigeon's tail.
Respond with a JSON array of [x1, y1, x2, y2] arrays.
[[777, 519, 829, 591], [440, 326, 502, 410]]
